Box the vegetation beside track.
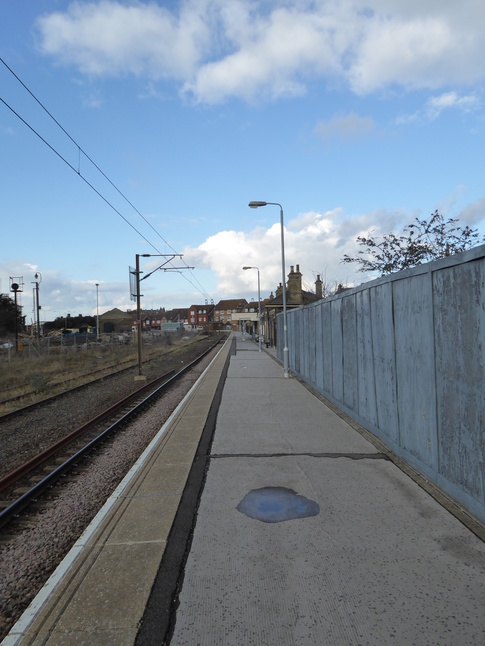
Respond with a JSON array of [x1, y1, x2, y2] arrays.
[[0, 332, 226, 414]]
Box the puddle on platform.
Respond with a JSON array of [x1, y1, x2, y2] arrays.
[[236, 486, 320, 523]]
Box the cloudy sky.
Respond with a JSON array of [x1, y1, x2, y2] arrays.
[[1, 0, 485, 324]]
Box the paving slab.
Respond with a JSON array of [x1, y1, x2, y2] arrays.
[[214, 348, 377, 456]]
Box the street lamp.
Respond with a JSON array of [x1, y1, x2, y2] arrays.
[[243, 266, 262, 352], [248, 201, 289, 377]]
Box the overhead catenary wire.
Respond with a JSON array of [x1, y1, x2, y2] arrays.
[[0, 57, 212, 303], [0, 96, 158, 250]]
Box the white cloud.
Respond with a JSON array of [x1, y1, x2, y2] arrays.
[[313, 113, 375, 142], [37, 0, 212, 79], [182, 5, 341, 103], [0, 261, 128, 321], [458, 198, 485, 227], [348, 16, 452, 94], [397, 91, 480, 124], [182, 206, 415, 297], [4, 201, 485, 318], [426, 92, 480, 119], [36, 1, 485, 104], [182, 200, 485, 300]]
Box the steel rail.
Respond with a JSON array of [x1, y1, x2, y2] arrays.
[[0, 370, 175, 493], [0, 339, 221, 530]]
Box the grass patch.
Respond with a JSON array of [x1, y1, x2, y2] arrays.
[[0, 333, 198, 412]]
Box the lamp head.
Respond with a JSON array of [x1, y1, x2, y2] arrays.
[[242, 266, 252, 270], [248, 201, 267, 209]]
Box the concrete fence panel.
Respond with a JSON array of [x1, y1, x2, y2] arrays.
[[342, 295, 358, 411], [433, 259, 485, 507], [370, 282, 399, 443], [331, 299, 344, 403], [356, 289, 377, 428], [393, 273, 439, 468]]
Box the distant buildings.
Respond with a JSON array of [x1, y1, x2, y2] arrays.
[[213, 299, 248, 329], [188, 304, 215, 328], [263, 265, 322, 345], [99, 264, 325, 344]]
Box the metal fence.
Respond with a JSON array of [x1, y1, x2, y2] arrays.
[[0, 329, 187, 362]]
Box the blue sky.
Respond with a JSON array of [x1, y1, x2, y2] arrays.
[[2, 1, 485, 325]]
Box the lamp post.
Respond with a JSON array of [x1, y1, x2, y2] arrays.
[[248, 201, 289, 377], [242, 266, 262, 352], [95, 283, 100, 340]]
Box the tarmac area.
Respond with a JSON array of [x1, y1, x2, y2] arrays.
[[4, 333, 485, 645]]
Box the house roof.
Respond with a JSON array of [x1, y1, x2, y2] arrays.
[[140, 309, 165, 318], [100, 308, 132, 320], [214, 298, 248, 311], [165, 308, 188, 322], [189, 304, 215, 312], [265, 289, 317, 309]]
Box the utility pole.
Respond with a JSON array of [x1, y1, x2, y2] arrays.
[[32, 272, 42, 343], [135, 254, 143, 379], [96, 283, 100, 340], [10, 277, 23, 353], [131, 254, 193, 380]]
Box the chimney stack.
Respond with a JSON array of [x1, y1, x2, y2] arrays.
[[315, 275, 323, 300], [287, 264, 302, 296]]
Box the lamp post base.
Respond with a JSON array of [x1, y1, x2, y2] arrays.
[[283, 347, 289, 378]]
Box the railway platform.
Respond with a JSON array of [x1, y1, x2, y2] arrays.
[[4, 333, 485, 645]]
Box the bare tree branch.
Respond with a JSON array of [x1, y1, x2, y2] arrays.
[[342, 211, 483, 275]]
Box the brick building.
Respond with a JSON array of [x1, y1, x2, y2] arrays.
[[213, 299, 248, 330], [188, 304, 215, 329], [264, 265, 323, 346]]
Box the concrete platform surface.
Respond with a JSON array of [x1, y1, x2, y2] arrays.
[[170, 335, 485, 645]]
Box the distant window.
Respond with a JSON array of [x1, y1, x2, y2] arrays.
[[220, 310, 225, 314]]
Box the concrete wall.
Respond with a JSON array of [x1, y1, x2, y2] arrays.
[[277, 245, 485, 523]]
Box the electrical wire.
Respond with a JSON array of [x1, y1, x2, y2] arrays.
[[0, 57, 212, 303], [0, 96, 158, 250]]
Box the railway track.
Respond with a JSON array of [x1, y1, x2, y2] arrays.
[[0, 338, 221, 535]]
